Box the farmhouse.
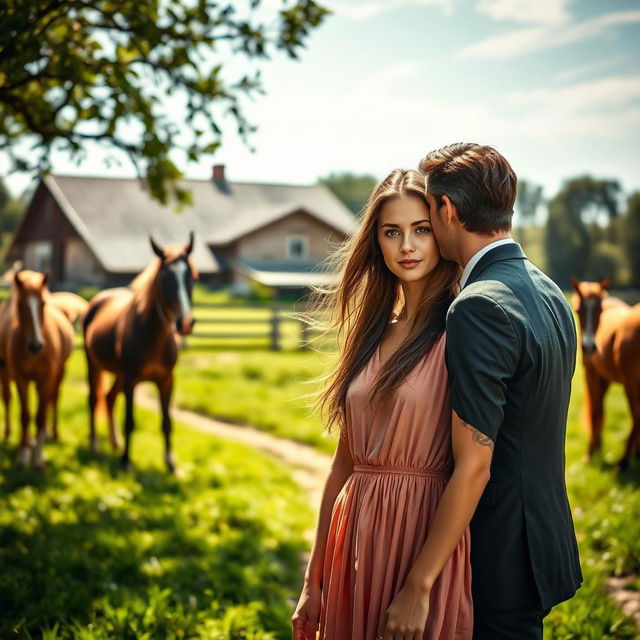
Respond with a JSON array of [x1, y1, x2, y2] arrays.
[[4, 165, 358, 295]]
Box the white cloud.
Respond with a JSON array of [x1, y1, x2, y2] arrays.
[[457, 9, 640, 59], [552, 56, 628, 84], [328, 0, 454, 21], [506, 75, 640, 139], [476, 0, 571, 25]]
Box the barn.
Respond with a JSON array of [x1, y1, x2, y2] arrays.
[[4, 165, 358, 296]]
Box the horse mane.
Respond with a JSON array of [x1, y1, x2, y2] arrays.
[[129, 258, 162, 317]]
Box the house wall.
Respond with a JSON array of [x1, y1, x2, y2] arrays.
[[235, 210, 344, 261], [6, 182, 107, 289]]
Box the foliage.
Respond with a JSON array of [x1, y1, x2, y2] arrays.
[[515, 179, 543, 225], [545, 176, 621, 286], [319, 171, 378, 216], [622, 192, 640, 288], [0, 177, 26, 235], [515, 179, 543, 248], [0, 0, 329, 205], [0, 351, 311, 639]]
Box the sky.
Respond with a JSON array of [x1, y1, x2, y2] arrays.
[[3, 0, 640, 211]]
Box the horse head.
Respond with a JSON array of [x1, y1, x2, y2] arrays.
[[13, 269, 50, 354], [149, 232, 199, 336], [571, 276, 610, 356]]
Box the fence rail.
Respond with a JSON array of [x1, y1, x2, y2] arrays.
[[71, 303, 327, 351]]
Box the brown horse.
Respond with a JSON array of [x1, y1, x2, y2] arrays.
[[0, 270, 74, 467], [571, 277, 640, 469], [83, 233, 198, 472]]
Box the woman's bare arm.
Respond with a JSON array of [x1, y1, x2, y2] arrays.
[[303, 432, 355, 586]]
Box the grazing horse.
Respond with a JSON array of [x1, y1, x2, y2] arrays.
[[0, 270, 74, 467], [571, 277, 640, 469], [50, 292, 89, 325], [83, 233, 198, 472]]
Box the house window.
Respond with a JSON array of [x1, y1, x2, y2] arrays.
[[26, 241, 53, 272], [286, 235, 308, 260]]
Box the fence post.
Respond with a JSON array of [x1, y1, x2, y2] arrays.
[[270, 307, 281, 351]]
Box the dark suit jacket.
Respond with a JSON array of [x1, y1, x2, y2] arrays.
[[445, 242, 582, 612]]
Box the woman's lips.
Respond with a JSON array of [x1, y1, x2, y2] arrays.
[[398, 260, 421, 269]]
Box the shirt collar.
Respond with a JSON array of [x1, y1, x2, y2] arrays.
[[459, 238, 516, 289]]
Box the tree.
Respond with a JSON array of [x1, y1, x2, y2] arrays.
[[319, 172, 378, 216], [623, 192, 640, 288], [0, 0, 329, 204], [514, 179, 542, 248], [545, 176, 621, 286]]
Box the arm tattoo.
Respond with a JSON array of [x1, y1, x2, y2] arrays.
[[460, 419, 495, 450]]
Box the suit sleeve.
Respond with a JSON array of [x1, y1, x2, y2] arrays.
[[445, 293, 519, 443]]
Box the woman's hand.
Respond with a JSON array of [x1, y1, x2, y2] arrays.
[[291, 580, 322, 640], [378, 579, 430, 640]]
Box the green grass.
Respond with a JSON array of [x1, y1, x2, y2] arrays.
[[544, 346, 640, 638], [0, 352, 312, 639], [174, 348, 338, 455], [171, 338, 640, 637]]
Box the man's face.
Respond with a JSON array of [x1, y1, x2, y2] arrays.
[[425, 192, 454, 260]]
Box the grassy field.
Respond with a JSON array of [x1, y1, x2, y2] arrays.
[[0, 352, 312, 640], [1, 282, 638, 638], [171, 343, 640, 638]]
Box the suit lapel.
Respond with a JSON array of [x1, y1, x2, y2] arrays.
[[464, 243, 527, 288]]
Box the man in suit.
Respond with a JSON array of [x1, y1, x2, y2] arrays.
[[419, 143, 582, 639]]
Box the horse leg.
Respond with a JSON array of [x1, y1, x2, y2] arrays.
[[15, 378, 32, 467], [86, 355, 104, 453], [1, 368, 11, 442], [120, 378, 135, 471], [33, 380, 53, 470], [584, 365, 609, 459], [618, 383, 640, 471], [106, 377, 122, 451], [157, 374, 176, 474]]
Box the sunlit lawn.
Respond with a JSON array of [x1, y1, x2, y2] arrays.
[[172, 329, 640, 638], [0, 351, 312, 640], [1, 284, 638, 638]]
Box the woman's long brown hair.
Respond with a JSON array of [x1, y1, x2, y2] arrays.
[[299, 169, 460, 439]]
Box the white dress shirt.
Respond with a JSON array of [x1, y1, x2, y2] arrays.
[[459, 238, 516, 289]]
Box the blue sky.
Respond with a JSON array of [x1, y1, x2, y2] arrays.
[[3, 0, 639, 211]]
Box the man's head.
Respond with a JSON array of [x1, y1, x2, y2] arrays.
[[419, 143, 517, 261]]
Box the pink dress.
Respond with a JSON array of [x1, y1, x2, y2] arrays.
[[318, 333, 473, 639]]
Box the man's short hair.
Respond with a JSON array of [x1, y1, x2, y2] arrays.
[[420, 143, 517, 234]]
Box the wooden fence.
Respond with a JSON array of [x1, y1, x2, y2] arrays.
[[182, 303, 317, 351]]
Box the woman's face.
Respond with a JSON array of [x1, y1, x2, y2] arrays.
[[376, 195, 441, 283]]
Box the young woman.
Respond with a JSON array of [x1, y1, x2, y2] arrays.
[[291, 169, 475, 640]]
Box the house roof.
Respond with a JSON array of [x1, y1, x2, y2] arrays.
[[40, 174, 358, 274]]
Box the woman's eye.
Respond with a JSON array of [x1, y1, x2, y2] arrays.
[[417, 226, 431, 233], [384, 229, 399, 237]]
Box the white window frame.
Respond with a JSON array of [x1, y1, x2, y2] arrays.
[[286, 234, 309, 260], [31, 241, 53, 272]]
